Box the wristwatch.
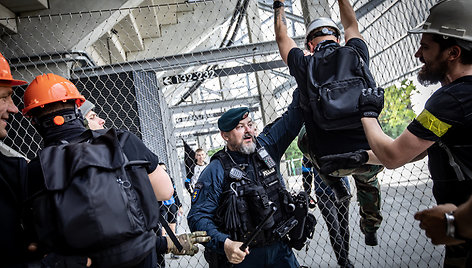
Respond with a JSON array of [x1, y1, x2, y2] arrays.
[[273, 0, 284, 9], [445, 211, 455, 238]]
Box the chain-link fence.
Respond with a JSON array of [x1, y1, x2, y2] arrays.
[[0, 0, 442, 267]]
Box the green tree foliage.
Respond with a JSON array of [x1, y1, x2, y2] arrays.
[[379, 80, 418, 138], [284, 137, 303, 175]]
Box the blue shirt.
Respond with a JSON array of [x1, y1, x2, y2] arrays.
[[187, 88, 303, 253]]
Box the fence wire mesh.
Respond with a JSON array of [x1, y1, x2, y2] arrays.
[[0, 0, 442, 267]]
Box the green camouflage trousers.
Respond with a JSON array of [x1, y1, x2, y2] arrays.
[[297, 126, 383, 233]]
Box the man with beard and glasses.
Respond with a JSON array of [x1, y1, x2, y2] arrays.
[[319, 0, 472, 266], [187, 88, 303, 267]]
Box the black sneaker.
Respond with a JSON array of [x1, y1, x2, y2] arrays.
[[365, 231, 378, 246], [330, 180, 352, 203]]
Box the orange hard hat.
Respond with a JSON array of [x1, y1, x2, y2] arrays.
[[0, 52, 27, 86], [22, 73, 85, 116]]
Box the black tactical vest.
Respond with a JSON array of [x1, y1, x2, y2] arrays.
[[212, 148, 292, 247]]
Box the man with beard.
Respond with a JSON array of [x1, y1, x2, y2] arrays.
[[187, 88, 303, 267], [322, 0, 472, 266]]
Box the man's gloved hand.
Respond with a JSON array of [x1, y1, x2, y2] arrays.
[[166, 231, 211, 256], [359, 87, 384, 118], [318, 150, 368, 175]]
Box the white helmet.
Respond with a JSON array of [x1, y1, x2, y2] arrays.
[[305, 17, 341, 49], [409, 0, 472, 44]]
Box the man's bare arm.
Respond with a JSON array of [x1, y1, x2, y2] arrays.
[[367, 149, 427, 165], [338, 0, 362, 41], [148, 165, 174, 201], [274, 0, 297, 64], [362, 118, 434, 169]]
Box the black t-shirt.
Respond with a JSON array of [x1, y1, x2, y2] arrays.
[[407, 76, 472, 205], [287, 38, 370, 157]]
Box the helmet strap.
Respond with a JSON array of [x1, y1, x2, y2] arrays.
[[33, 108, 82, 129], [306, 28, 339, 50]]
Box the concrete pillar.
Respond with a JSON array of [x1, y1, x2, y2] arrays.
[[300, 0, 330, 27], [245, 0, 278, 126], [219, 75, 233, 101], [197, 135, 207, 151]]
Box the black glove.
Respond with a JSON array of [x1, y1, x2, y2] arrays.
[[359, 87, 384, 118], [318, 150, 368, 175]]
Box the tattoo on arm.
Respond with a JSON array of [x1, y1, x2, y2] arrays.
[[274, 8, 280, 25], [274, 8, 287, 27]]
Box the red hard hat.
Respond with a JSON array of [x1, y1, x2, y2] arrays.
[[0, 52, 27, 86], [22, 73, 85, 116]]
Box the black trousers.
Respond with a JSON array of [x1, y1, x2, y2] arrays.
[[317, 193, 351, 266]]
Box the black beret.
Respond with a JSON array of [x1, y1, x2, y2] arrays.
[[218, 107, 250, 132]]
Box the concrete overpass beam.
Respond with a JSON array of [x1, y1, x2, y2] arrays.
[[107, 31, 127, 63], [72, 0, 145, 52], [133, 0, 161, 39], [115, 14, 144, 52], [300, 0, 330, 27], [156, 2, 177, 25], [0, 4, 16, 34], [0, 0, 48, 13]]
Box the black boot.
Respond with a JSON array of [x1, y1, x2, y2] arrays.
[[364, 231, 378, 246]]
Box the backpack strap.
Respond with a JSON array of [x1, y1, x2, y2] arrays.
[[114, 130, 183, 251], [117, 131, 131, 162], [358, 53, 377, 89], [159, 213, 183, 252], [438, 141, 472, 181]]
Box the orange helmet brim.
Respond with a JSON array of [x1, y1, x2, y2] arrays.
[[0, 78, 28, 86]]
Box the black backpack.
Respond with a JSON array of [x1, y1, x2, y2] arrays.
[[303, 41, 377, 131], [35, 128, 160, 251]]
